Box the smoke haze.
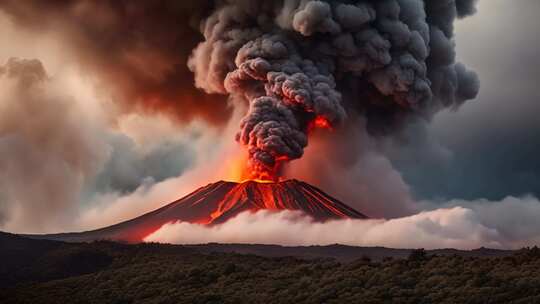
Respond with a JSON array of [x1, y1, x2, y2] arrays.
[[0, 58, 107, 231]]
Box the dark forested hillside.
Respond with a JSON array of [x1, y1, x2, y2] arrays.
[[1, 232, 540, 304]]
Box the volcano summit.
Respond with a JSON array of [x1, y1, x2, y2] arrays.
[[35, 180, 367, 243]]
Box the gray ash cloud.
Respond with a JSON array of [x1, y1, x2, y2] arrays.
[[188, 0, 479, 179]]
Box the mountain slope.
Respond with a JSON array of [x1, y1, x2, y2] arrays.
[[31, 179, 367, 243]]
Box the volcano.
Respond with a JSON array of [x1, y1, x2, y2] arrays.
[[35, 179, 367, 243]]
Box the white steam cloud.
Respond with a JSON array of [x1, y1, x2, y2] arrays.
[[146, 195, 540, 250]]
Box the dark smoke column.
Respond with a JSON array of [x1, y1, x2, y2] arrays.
[[226, 34, 346, 179], [189, 0, 479, 180]]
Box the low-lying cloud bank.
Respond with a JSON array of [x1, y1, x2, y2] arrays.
[[145, 196, 540, 250]]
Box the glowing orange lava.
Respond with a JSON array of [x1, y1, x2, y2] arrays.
[[242, 179, 276, 183], [223, 153, 278, 183], [314, 116, 331, 128], [308, 115, 332, 133], [223, 153, 251, 182]]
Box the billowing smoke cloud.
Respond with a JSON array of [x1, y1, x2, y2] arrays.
[[0, 57, 208, 233], [287, 115, 418, 218], [188, 0, 479, 179], [0, 0, 230, 125], [146, 195, 540, 250], [0, 58, 107, 230], [390, 0, 540, 202]]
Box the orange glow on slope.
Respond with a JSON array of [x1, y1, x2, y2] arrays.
[[209, 179, 367, 223], [89, 179, 366, 243]]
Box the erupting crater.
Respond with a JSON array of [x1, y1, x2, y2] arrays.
[[37, 179, 367, 243]]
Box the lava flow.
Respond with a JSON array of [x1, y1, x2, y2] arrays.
[[36, 179, 368, 243]]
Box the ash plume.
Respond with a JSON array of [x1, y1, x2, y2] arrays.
[[0, 0, 479, 180], [188, 0, 479, 179]]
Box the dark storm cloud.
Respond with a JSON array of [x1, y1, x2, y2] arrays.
[[455, 0, 478, 17], [87, 134, 196, 196]]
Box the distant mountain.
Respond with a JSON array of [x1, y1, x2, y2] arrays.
[[30, 179, 367, 243], [187, 244, 515, 262]]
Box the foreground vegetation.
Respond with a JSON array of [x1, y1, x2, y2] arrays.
[[1, 233, 540, 303]]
